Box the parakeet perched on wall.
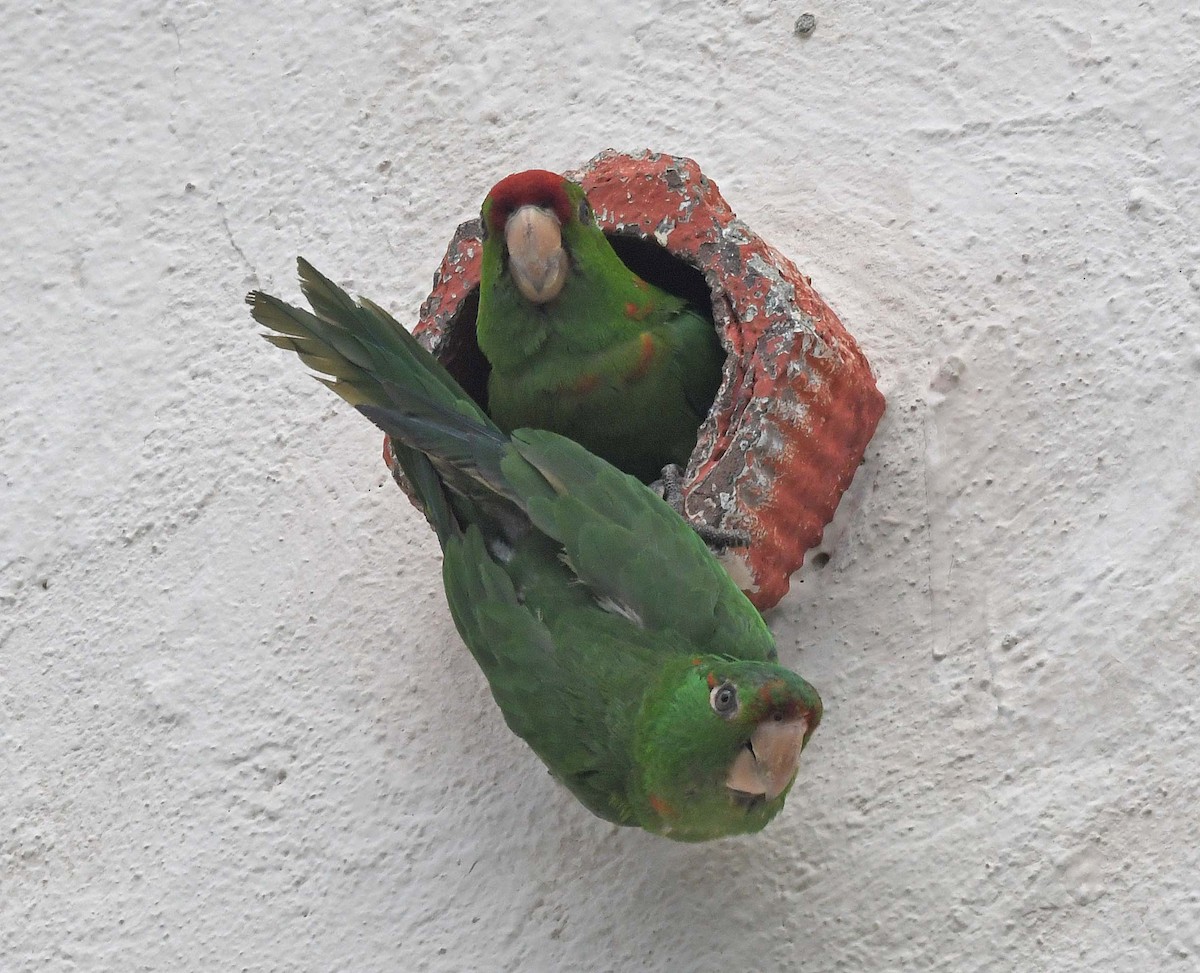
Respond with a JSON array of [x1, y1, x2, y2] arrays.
[[476, 170, 724, 485], [250, 260, 821, 841]]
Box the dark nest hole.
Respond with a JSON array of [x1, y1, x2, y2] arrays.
[[432, 231, 722, 415]]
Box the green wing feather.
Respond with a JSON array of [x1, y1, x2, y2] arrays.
[[502, 432, 775, 659]]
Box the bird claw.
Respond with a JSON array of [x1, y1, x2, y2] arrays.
[[694, 524, 753, 551], [653, 464, 751, 551]]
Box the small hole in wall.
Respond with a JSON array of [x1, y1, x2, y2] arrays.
[[606, 232, 716, 321], [811, 551, 831, 569], [437, 287, 489, 409]]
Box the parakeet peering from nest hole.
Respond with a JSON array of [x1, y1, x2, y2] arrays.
[[476, 169, 724, 486]]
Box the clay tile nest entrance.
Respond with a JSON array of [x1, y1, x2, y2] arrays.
[[386, 149, 885, 610]]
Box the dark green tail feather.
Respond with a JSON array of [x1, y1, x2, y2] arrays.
[[250, 258, 542, 545], [248, 258, 484, 419], [356, 397, 534, 546]]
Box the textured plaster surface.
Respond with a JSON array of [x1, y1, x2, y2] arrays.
[[2, 2, 1198, 971]]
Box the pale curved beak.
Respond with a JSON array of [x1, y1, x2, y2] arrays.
[[726, 717, 808, 801], [505, 204, 569, 304]]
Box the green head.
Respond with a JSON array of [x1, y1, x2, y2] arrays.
[[632, 657, 823, 842]]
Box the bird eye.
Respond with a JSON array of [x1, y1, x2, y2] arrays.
[[710, 682, 738, 718], [578, 198, 592, 225]]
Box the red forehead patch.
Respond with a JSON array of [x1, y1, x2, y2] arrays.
[[486, 169, 573, 234], [757, 679, 785, 704], [758, 679, 805, 720]]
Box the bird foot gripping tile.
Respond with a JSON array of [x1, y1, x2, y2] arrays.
[[386, 149, 885, 610]]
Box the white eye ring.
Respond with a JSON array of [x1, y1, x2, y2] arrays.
[[710, 682, 739, 718]]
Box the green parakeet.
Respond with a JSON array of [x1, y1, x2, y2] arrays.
[[476, 169, 724, 484], [249, 259, 821, 841]]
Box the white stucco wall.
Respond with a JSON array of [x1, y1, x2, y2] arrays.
[[4, 2, 1198, 970]]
